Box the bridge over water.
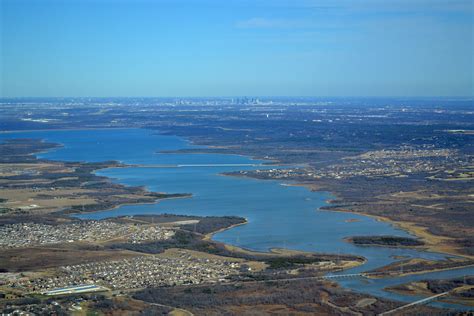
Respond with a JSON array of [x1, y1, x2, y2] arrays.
[[133, 163, 264, 168], [378, 292, 450, 315]]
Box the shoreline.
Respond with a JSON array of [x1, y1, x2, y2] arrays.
[[12, 129, 469, 264], [269, 178, 469, 260], [65, 194, 193, 218], [2, 126, 465, 243], [202, 218, 367, 269], [342, 236, 425, 249], [203, 220, 248, 242], [368, 263, 474, 279], [0, 127, 133, 134], [279, 178, 474, 261], [319, 206, 472, 259], [4, 128, 469, 281], [386, 284, 474, 308], [224, 172, 468, 260], [56, 162, 193, 217]]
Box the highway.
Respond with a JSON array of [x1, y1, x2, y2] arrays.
[[378, 292, 449, 315], [230, 272, 379, 285]]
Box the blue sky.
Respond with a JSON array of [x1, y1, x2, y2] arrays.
[[1, 0, 473, 97]]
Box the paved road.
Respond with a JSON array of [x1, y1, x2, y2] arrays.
[[378, 292, 449, 315]]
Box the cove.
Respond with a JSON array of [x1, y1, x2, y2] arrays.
[[1, 128, 471, 310]]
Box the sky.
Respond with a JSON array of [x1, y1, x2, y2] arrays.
[[1, 0, 473, 97]]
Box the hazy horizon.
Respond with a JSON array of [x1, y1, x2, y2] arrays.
[[1, 96, 473, 100]]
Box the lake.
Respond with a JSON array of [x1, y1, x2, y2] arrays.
[[1, 128, 471, 309]]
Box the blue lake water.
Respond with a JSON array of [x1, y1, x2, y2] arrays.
[[1, 128, 472, 310]]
